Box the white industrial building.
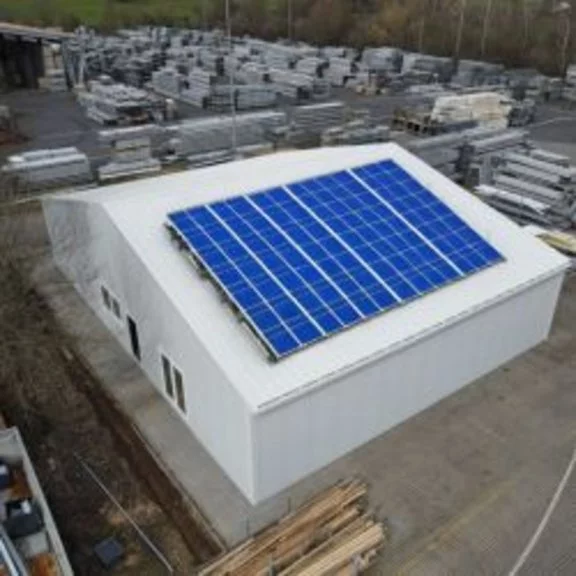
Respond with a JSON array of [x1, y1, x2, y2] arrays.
[[43, 144, 569, 504]]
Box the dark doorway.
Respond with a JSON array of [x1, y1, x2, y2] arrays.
[[127, 316, 141, 361]]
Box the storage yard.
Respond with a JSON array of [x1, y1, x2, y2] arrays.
[[1, 20, 576, 576]]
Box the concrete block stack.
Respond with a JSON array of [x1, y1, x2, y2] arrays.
[[288, 101, 346, 146], [362, 47, 402, 73], [295, 57, 328, 78], [321, 120, 390, 146], [39, 69, 68, 92], [327, 57, 357, 87], [82, 81, 154, 126], [235, 85, 278, 110], [98, 125, 161, 182], [452, 60, 505, 87], [236, 62, 270, 84], [2, 147, 92, 191], [181, 68, 218, 108], [169, 115, 270, 164], [269, 68, 314, 100], [430, 92, 513, 131], [151, 66, 184, 98], [564, 64, 576, 104], [401, 53, 453, 84]]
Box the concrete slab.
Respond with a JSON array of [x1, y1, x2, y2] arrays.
[[33, 224, 576, 575]]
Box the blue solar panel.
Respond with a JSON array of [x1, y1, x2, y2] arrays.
[[168, 159, 504, 360]]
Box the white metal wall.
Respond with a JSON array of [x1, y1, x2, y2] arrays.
[[251, 274, 565, 503], [43, 198, 256, 500]]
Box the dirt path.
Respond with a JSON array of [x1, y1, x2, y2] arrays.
[[0, 262, 221, 574]]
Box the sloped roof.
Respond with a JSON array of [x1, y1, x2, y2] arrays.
[[52, 144, 569, 412]]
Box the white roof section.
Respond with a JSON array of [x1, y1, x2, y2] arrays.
[[55, 144, 569, 412]]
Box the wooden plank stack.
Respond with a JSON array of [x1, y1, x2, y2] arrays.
[[199, 480, 386, 576]]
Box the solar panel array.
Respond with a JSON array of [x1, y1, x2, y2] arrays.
[[168, 159, 503, 359]]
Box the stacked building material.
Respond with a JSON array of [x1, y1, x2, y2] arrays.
[[471, 147, 576, 228], [406, 133, 464, 177], [452, 59, 506, 87], [475, 185, 566, 228], [151, 66, 184, 98], [199, 49, 224, 75], [564, 64, 576, 104], [269, 68, 315, 100], [401, 53, 452, 82], [291, 102, 345, 133], [295, 57, 327, 78], [327, 57, 357, 87], [235, 85, 278, 110], [430, 92, 513, 130], [2, 147, 91, 191], [459, 128, 529, 185], [38, 69, 67, 92], [82, 81, 154, 125], [236, 62, 269, 84], [98, 125, 161, 182], [180, 68, 218, 107], [168, 112, 285, 160], [199, 480, 385, 576], [321, 120, 390, 146], [362, 47, 402, 73]]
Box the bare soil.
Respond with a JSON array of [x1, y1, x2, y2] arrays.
[[0, 259, 221, 574]]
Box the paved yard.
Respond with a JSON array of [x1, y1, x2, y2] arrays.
[[30, 210, 576, 575]]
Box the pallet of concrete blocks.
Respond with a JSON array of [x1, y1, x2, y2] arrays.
[[322, 121, 390, 147], [269, 69, 315, 100], [152, 66, 184, 98], [362, 47, 402, 73], [430, 92, 513, 131], [198, 479, 386, 576], [98, 125, 161, 182], [38, 69, 67, 92], [327, 57, 357, 87], [169, 115, 267, 159], [2, 147, 92, 192], [291, 101, 346, 134], [237, 62, 270, 84], [235, 85, 278, 111], [295, 57, 328, 78], [199, 50, 224, 75]]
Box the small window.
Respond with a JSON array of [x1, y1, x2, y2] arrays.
[[112, 298, 121, 319], [174, 368, 186, 413], [101, 286, 111, 310], [161, 355, 174, 398]]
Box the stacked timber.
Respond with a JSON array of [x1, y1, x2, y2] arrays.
[[199, 480, 385, 576]]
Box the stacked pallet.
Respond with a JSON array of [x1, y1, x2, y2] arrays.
[[322, 120, 390, 147], [98, 125, 161, 182], [2, 148, 92, 191], [199, 480, 385, 576]]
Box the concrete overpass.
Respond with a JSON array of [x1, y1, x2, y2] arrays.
[[0, 22, 73, 89]]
